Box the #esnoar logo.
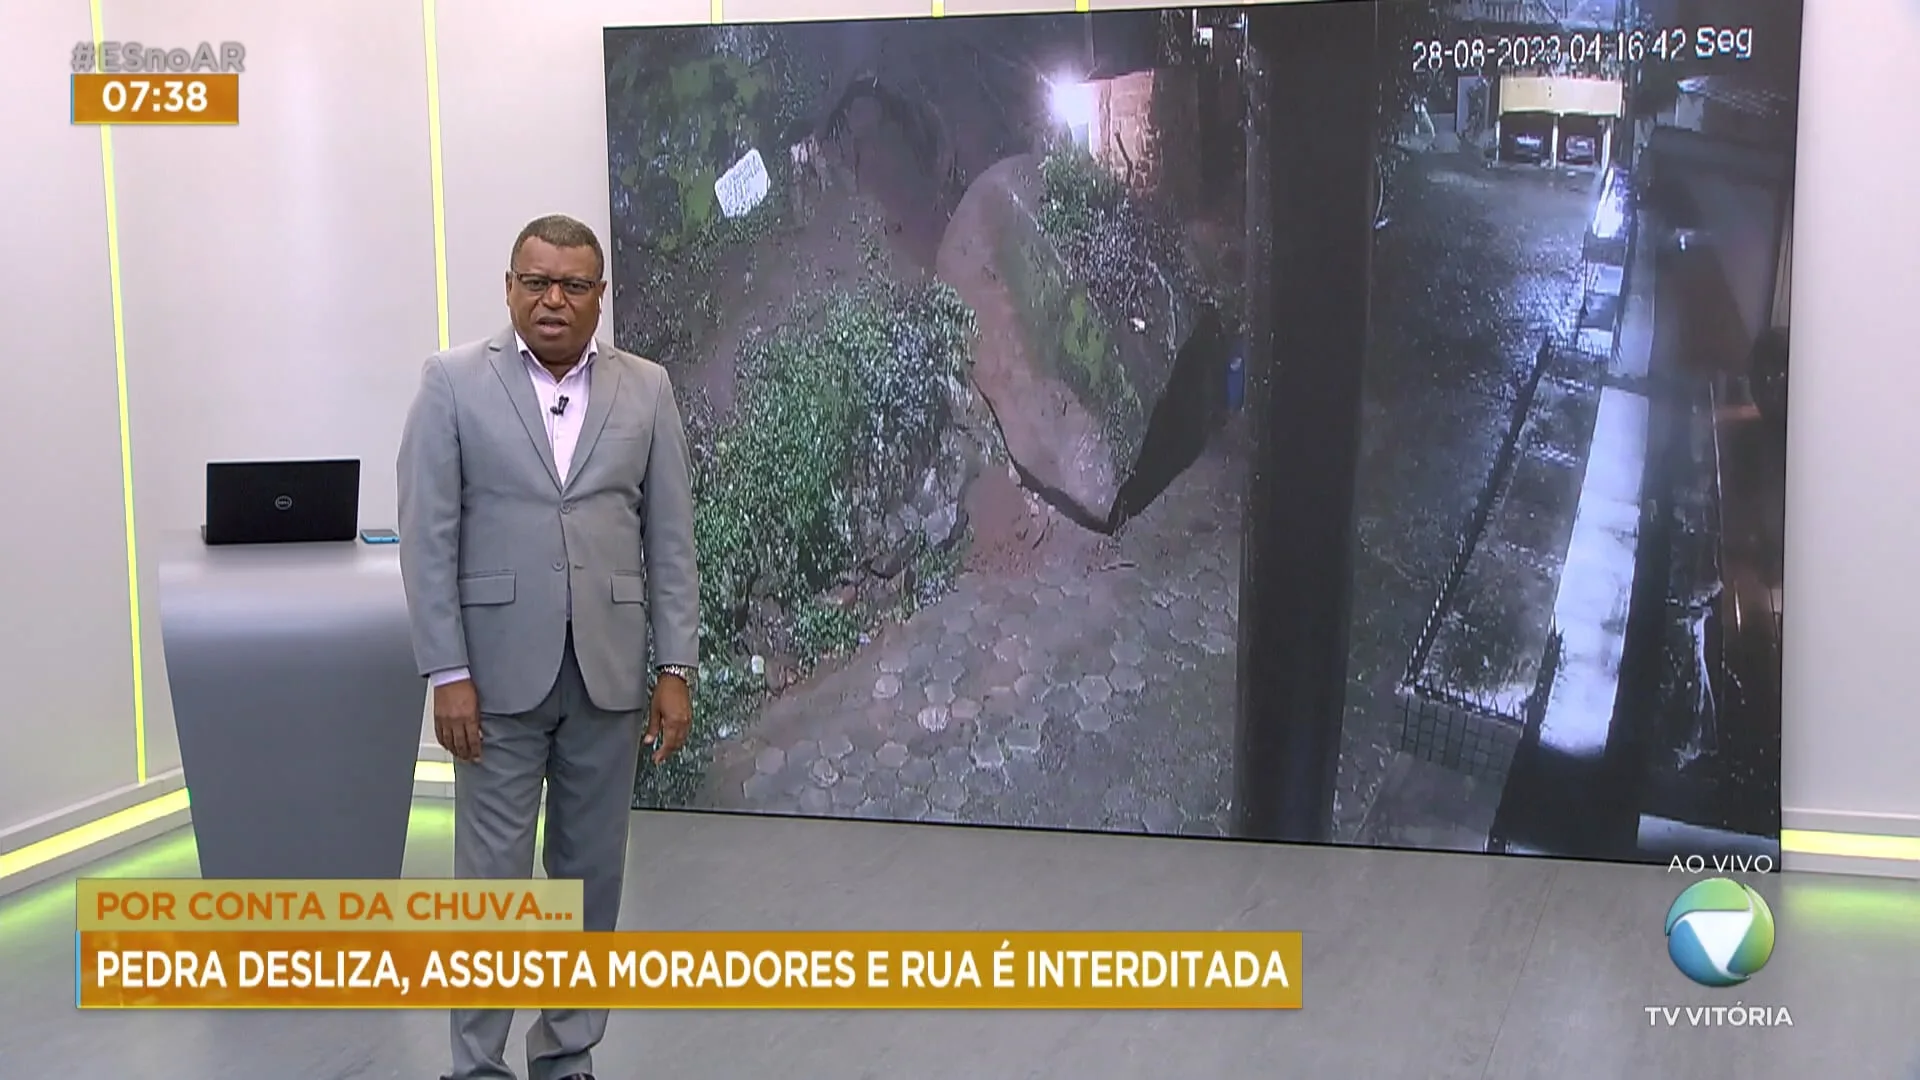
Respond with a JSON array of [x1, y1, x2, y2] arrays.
[[1665, 877, 1775, 988], [273, 494, 293, 511]]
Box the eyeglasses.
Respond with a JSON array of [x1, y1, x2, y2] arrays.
[[509, 271, 599, 298]]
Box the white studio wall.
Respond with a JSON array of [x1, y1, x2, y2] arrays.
[[99, 0, 440, 770], [1778, 0, 1920, 849], [0, 1, 149, 849], [1, 0, 1918, 881], [724, 0, 926, 19]]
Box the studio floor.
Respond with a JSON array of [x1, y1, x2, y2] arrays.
[[2, 804, 1915, 1079]]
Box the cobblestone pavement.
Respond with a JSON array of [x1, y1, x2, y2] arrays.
[[697, 436, 1246, 836]]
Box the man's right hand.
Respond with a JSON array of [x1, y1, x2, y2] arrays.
[[433, 679, 483, 763]]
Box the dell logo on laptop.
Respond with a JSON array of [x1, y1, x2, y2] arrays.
[[273, 495, 294, 511]]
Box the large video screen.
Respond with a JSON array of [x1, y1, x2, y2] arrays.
[[605, 0, 1802, 865]]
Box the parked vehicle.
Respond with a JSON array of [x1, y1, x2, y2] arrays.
[[1507, 130, 1547, 164]]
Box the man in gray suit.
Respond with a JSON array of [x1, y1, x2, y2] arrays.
[[397, 213, 700, 1080]]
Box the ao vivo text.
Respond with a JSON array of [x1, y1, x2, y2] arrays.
[[1667, 853, 1775, 874]]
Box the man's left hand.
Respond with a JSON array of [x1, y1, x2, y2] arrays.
[[646, 672, 693, 764]]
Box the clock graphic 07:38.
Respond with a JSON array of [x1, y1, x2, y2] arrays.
[[72, 73, 239, 125]]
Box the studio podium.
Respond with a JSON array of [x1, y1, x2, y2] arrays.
[[158, 534, 423, 879]]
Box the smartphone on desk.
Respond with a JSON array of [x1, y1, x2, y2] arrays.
[[360, 528, 399, 544]]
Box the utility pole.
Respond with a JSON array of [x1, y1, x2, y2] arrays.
[[1241, 19, 1269, 406], [1231, 1, 1378, 843]]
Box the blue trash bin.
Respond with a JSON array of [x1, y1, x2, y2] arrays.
[[1226, 346, 1246, 412]]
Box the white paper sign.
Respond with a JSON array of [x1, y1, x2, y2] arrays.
[[715, 148, 770, 219]]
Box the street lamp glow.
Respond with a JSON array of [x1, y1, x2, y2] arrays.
[[1047, 76, 1096, 130]]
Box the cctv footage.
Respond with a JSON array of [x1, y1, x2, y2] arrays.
[[1355, 0, 1801, 864], [602, 0, 1804, 865], [606, 10, 1255, 836]]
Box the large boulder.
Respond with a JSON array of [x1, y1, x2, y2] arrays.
[[935, 154, 1176, 527]]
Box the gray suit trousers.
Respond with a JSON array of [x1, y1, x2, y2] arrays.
[[445, 631, 641, 1080]]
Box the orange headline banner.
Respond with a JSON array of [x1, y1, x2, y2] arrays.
[[79, 930, 1302, 1010]]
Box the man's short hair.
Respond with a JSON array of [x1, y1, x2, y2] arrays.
[[510, 214, 605, 279]]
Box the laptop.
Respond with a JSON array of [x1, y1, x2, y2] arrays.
[[202, 459, 361, 546]]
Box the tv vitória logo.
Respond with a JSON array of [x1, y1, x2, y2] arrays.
[[1665, 877, 1775, 987]]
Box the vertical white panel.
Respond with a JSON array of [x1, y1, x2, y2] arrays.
[[104, 0, 438, 776], [1780, 0, 1920, 826], [0, 2, 142, 835]]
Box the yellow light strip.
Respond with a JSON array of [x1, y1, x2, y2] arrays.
[[0, 761, 457, 887], [1780, 828, 1920, 862], [421, 0, 451, 350], [0, 789, 188, 885], [933, 0, 945, 15], [712, 0, 723, 24], [88, 0, 148, 786]]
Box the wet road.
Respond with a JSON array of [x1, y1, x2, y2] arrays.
[[1338, 152, 1598, 837]]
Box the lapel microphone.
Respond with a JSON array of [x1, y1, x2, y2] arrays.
[[550, 395, 570, 417]]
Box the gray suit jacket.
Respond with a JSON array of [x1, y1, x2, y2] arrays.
[[396, 327, 700, 716]]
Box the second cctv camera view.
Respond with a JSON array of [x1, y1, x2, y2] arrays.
[[603, 0, 1801, 864]]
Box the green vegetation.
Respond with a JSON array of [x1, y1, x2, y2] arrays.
[[698, 282, 974, 640], [611, 47, 777, 253], [790, 598, 862, 668], [610, 52, 771, 254], [604, 29, 830, 358], [1000, 184, 1145, 466], [1060, 288, 1142, 442], [635, 281, 977, 806], [1036, 147, 1127, 242], [1035, 140, 1207, 319], [907, 540, 965, 613]]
